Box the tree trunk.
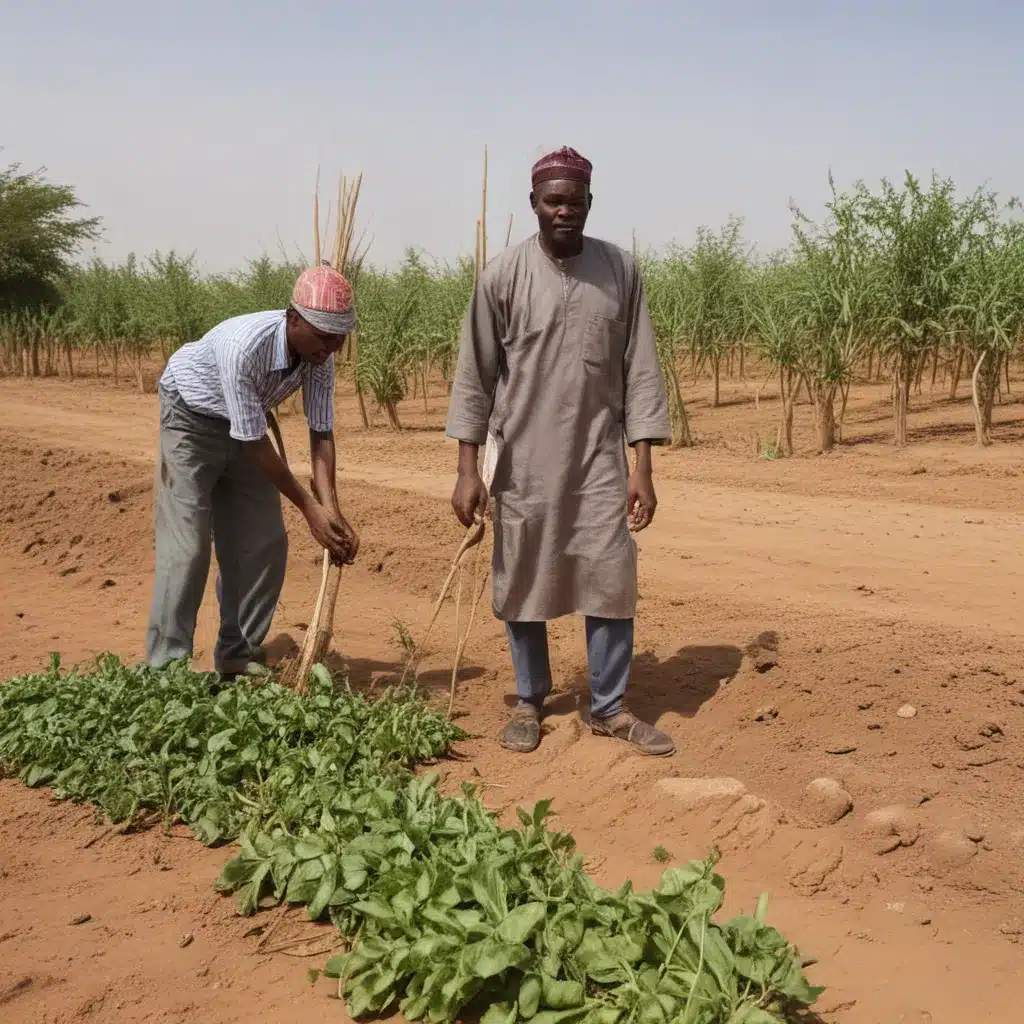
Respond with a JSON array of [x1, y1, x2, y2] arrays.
[[665, 359, 692, 448], [781, 368, 795, 456], [30, 341, 41, 377], [351, 333, 370, 429], [112, 344, 120, 387], [712, 356, 721, 407], [738, 344, 745, 379], [892, 352, 913, 446], [837, 380, 851, 443], [972, 350, 1001, 445], [948, 346, 964, 400], [914, 349, 928, 395], [813, 381, 838, 453], [866, 350, 874, 383], [65, 346, 74, 379], [930, 347, 940, 391], [383, 398, 402, 430]]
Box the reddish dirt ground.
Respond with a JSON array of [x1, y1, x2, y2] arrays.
[[1, 368, 1023, 1024]]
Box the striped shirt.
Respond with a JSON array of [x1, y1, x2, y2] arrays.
[[160, 310, 334, 442]]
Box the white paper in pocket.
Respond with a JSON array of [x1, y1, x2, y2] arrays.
[[481, 431, 500, 490]]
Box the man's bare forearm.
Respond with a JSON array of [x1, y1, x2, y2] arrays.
[[310, 429, 341, 515], [632, 440, 653, 475], [243, 437, 316, 516], [457, 440, 481, 477]]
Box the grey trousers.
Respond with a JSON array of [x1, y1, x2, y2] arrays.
[[146, 389, 287, 673], [506, 617, 633, 720]]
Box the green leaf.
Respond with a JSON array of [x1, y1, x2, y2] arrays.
[[472, 938, 531, 979], [540, 976, 584, 1010], [496, 902, 547, 945], [519, 973, 542, 1018], [481, 1002, 518, 1024], [207, 728, 236, 754], [528, 1009, 587, 1024], [307, 861, 337, 921]]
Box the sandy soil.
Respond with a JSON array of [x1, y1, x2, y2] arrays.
[[1, 369, 1023, 1024]]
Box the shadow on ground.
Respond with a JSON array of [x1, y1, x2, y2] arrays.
[[265, 631, 485, 696], [501, 639, 746, 722]]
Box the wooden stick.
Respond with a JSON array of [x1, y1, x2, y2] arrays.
[[972, 350, 989, 446], [331, 174, 346, 269], [448, 539, 489, 718], [402, 519, 485, 684], [313, 165, 321, 267], [339, 174, 362, 272], [255, 904, 290, 952], [481, 145, 488, 269], [505, 213, 514, 249]]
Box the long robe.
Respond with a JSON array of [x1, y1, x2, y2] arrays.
[[446, 234, 671, 623]]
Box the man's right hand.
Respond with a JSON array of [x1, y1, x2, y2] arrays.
[[306, 503, 359, 564], [451, 471, 489, 528]]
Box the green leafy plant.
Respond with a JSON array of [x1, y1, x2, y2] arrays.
[[0, 656, 822, 1023]]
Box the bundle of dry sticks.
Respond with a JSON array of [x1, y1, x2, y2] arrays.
[[276, 151, 500, 717]]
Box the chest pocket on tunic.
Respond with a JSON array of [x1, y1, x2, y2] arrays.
[[582, 314, 627, 370], [582, 314, 628, 418]]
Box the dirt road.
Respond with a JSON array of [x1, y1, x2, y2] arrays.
[[1, 377, 1023, 1024], [3, 386, 1022, 637]]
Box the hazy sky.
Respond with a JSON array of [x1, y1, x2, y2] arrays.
[[4, 1, 1021, 272]]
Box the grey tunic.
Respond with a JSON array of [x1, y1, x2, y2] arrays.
[[446, 234, 671, 622]]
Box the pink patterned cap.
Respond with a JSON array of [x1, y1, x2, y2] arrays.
[[531, 147, 592, 188], [291, 265, 356, 334]]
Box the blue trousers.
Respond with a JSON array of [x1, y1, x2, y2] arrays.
[[506, 617, 633, 720]]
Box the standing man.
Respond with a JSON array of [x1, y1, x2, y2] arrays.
[[446, 147, 675, 756], [147, 264, 360, 676]]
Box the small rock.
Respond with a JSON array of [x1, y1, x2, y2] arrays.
[[754, 706, 778, 722], [863, 805, 919, 855], [897, 704, 917, 719], [745, 631, 779, 674], [802, 778, 854, 826], [656, 777, 748, 813], [180, 932, 194, 948], [925, 829, 978, 875], [825, 742, 857, 755], [69, 913, 91, 926], [100, 579, 116, 589]]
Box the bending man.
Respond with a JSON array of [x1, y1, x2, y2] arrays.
[[446, 147, 675, 756], [147, 265, 359, 675]]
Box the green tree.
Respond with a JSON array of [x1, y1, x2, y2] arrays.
[[0, 163, 101, 313]]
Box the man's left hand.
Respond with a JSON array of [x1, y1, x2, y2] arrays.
[[627, 469, 657, 533]]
